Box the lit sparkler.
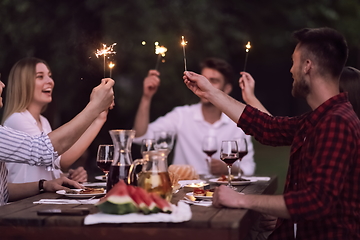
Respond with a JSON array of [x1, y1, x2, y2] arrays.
[[181, 36, 188, 71], [155, 42, 167, 71], [109, 62, 115, 78], [243, 41, 251, 72], [95, 43, 117, 77]]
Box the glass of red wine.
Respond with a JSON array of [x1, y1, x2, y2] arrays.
[[96, 145, 114, 180], [220, 140, 239, 189], [235, 137, 248, 179], [202, 136, 217, 177]]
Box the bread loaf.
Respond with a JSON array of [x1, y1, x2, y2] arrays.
[[168, 165, 199, 180]]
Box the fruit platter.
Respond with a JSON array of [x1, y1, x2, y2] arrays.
[[96, 180, 172, 215]]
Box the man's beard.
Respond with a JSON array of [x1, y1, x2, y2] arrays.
[[292, 74, 310, 99]]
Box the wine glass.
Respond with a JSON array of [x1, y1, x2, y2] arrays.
[[140, 139, 156, 159], [154, 131, 175, 156], [235, 137, 248, 179], [220, 140, 239, 189], [96, 145, 114, 179], [202, 136, 217, 177]]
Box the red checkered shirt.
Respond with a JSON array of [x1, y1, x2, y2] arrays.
[[238, 93, 360, 240]]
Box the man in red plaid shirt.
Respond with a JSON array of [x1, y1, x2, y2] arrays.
[[183, 27, 360, 240]]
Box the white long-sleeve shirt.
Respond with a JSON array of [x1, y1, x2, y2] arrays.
[[0, 126, 58, 206], [133, 103, 255, 175], [4, 110, 62, 183]]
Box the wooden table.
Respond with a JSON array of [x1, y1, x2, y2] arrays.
[[0, 176, 277, 240]]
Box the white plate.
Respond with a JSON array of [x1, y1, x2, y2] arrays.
[[56, 189, 106, 198], [208, 178, 256, 185], [82, 182, 107, 187], [95, 175, 106, 181], [186, 192, 213, 200]]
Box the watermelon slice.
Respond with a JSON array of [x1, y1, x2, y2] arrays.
[[136, 187, 159, 213], [150, 193, 172, 213], [96, 180, 138, 215], [127, 185, 150, 214]]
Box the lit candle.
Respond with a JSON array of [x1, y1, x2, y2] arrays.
[[181, 36, 188, 71], [243, 41, 251, 72]]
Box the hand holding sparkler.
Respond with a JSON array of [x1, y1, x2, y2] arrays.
[[143, 70, 160, 99], [181, 36, 188, 71]]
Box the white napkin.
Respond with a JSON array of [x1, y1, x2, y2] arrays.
[[84, 202, 192, 225], [242, 176, 271, 182], [33, 199, 100, 205]]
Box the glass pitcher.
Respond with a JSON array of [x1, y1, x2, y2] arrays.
[[128, 150, 172, 201], [106, 129, 136, 192]]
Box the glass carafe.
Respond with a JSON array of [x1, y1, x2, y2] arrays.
[[106, 129, 135, 192], [128, 150, 172, 201]]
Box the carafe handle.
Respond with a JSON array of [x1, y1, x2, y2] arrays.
[[128, 159, 144, 185]]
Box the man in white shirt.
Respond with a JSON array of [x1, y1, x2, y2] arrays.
[[0, 78, 115, 206], [133, 58, 255, 176]]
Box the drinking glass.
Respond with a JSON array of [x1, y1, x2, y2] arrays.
[[202, 136, 217, 177], [220, 140, 239, 189], [235, 137, 248, 179], [140, 139, 156, 158], [96, 145, 114, 179], [154, 131, 175, 156]]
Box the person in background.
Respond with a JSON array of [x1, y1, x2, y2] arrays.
[[2, 57, 107, 183], [132, 58, 255, 176], [184, 27, 360, 239], [0, 77, 115, 206]]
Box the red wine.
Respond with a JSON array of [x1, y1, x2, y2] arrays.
[[203, 150, 217, 157], [222, 157, 239, 165], [106, 165, 131, 192], [97, 160, 113, 173], [238, 151, 248, 160], [220, 153, 239, 166]]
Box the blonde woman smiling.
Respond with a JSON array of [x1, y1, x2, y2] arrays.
[[2, 57, 108, 183]]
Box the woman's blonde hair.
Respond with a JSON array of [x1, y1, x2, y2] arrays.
[[2, 57, 51, 124]]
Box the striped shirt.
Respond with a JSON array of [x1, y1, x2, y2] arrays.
[[0, 126, 58, 206]]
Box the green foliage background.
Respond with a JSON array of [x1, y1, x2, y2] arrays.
[[1, 0, 359, 186]]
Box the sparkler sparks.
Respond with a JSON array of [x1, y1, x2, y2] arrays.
[[95, 43, 117, 77], [243, 41, 251, 72], [181, 36, 188, 71], [155, 42, 167, 71]]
